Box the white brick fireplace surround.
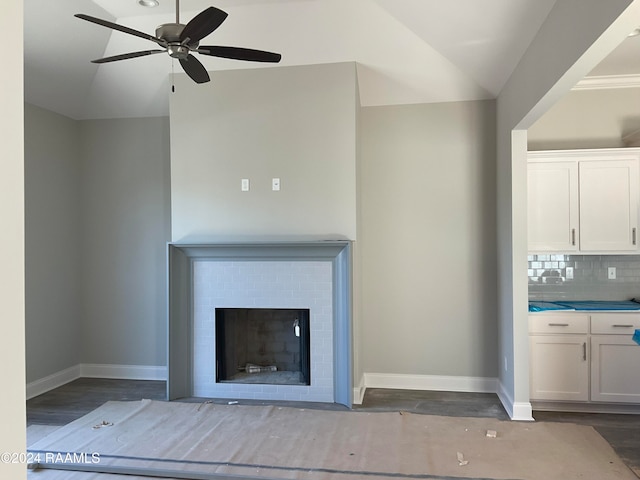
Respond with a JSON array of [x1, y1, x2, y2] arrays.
[[194, 261, 331, 400], [167, 242, 352, 407]]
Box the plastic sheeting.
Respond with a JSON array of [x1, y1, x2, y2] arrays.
[[529, 300, 640, 312], [528, 301, 574, 312]]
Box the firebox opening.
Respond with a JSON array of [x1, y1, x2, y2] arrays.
[[215, 308, 311, 386]]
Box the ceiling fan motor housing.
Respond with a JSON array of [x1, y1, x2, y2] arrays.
[[156, 23, 184, 42], [156, 23, 199, 58]]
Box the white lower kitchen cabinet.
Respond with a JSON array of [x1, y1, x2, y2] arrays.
[[529, 335, 589, 401], [529, 312, 640, 410], [591, 335, 640, 403]]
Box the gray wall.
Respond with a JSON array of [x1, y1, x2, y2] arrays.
[[358, 101, 498, 377], [528, 87, 640, 150], [25, 103, 82, 382], [169, 62, 358, 242], [25, 110, 171, 376], [79, 117, 171, 366], [25, 109, 171, 376]]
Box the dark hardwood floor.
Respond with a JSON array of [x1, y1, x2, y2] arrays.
[[26, 379, 640, 477], [26, 378, 166, 426]]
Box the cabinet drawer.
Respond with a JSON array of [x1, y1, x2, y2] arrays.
[[590, 314, 640, 334], [529, 314, 589, 334]]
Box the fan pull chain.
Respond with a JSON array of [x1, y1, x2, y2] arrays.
[[171, 60, 175, 93]]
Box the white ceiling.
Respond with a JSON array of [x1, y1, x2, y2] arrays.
[[23, 0, 640, 120]]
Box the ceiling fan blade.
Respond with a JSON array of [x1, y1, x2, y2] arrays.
[[92, 50, 165, 64], [75, 14, 166, 47], [179, 54, 210, 84], [179, 7, 228, 44], [197, 46, 282, 63]]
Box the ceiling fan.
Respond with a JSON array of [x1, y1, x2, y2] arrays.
[[75, 0, 282, 84]]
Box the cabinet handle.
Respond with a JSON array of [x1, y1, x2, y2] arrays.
[[582, 342, 586, 361], [548, 323, 569, 327], [612, 324, 634, 328], [571, 228, 576, 246], [633, 228, 637, 246]]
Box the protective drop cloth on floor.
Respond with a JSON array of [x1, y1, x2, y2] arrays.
[[27, 399, 636, 480]]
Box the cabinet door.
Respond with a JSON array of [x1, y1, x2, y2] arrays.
[[579, 159, 639, 251], [529, 335, 588, 401], [527, 162, 579, 252], [591, 335, 640, 403]]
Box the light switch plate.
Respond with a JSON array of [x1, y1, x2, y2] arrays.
[[272, 178, 281, 191], [608, 267, 616, 280], [241, 178, 250, 191]]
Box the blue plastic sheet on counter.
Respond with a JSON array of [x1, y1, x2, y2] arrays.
[[633, 329, 640, 346], [553, 300, 640, 311], [529, 300, 640, 312], [528, 301, 574, 312]]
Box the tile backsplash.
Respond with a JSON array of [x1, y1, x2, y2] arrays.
[[528, 254, 640, 301]]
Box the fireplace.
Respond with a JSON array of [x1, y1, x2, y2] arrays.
[[215, 308, 311, 386], [167, 241, 352, 407]]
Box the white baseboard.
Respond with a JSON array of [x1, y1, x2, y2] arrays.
[[26, 363, 167, 399], [358, 373, 534, 421], [352, 375, 366, 405], [354, 372, 502, 410], [363, 372, 499, 394], [80, 363, 167, 381], [511, 402, 534, 421], [26, 365, 82, 400], [497, 381, 533, 421]]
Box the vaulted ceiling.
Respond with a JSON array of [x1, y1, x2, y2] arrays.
[[24, 0, 640, 120]]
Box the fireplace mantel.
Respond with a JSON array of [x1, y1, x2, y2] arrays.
[[167, 241, 353, 407]]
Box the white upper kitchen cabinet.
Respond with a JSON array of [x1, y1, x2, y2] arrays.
[[579, 159, 639, 251], [528, 161, 579, 252], [528, 148, 640, 254]]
